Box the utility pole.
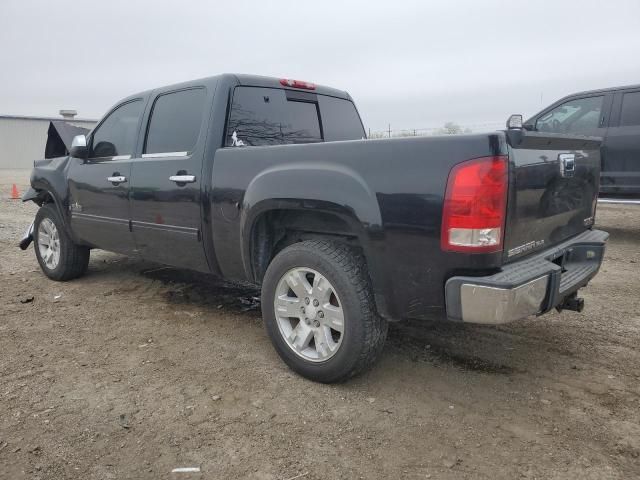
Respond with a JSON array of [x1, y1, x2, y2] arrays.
[[388, 124, 391, 138]]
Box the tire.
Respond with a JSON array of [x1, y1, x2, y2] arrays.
[[34, 203, 90, 281], [261, 240, 387, 383]]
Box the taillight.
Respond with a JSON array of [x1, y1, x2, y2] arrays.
[[441, 155, 508, 253], [279, 78, 316, 90]]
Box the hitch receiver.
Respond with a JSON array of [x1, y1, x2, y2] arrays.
[[556, 293, 584, 313]]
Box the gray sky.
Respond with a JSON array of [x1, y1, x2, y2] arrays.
[[2, 0, 639, 132]]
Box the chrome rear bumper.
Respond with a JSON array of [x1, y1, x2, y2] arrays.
[[445, 229, 608, 324], [458, 276, 548, 325]]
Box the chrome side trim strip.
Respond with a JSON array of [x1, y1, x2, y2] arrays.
[[131, 220, 199, 237], [89, 155, 131, 161], [598, 198, 640, 205], [141, 151, 189, 158], [71, 213, 129, 225]]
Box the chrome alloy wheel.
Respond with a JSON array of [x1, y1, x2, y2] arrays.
[[37, 218, 61, 270], [274, 267, 345, 362]]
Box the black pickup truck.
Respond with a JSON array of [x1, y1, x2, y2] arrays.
[[20, 74, 608, 382]]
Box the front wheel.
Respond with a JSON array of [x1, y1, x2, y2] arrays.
[[34, 203, 90, 281], [261, 240, 387, 383]]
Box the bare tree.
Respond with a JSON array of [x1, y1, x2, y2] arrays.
[[438, 122, 464, 135]]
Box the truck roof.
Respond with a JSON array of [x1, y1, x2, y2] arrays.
[[120, 73, 352, 105], [232, 74, 351, 100], [526, 83, 640, 124], [556, 83, 640, 100]]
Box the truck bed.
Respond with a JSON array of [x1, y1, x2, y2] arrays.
[[209, 129, 601, 321]]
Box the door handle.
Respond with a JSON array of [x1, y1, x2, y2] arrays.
[[107, 175, 127, 184], [169, 175, 196, 183]]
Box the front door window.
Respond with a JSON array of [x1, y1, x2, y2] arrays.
[[536, 96, 603, 134], [89, 100, 143, 159]]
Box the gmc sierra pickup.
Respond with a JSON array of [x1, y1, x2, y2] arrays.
[[20, 74, 608, 383]]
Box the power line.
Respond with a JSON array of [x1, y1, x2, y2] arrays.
[[368, 121, 505, 138]]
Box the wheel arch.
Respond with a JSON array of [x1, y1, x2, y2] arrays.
[[245, 203, 364, 278], [242, 205, 392, 320], [240, 163, 381, 275], [30, 182, 73, 237], [238, 162, 394, 318]]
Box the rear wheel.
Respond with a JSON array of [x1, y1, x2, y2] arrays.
[[261, 240, 387, 383], [34, 203, 90, 281]]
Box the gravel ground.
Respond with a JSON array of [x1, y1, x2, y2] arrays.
[[1, 169, 639, 479]]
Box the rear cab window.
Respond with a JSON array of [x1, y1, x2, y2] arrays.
[[144, 88, 206, 156], [226, 87, 321, 147], [318, 95, 365, 141], [225, 86, 365, 147]]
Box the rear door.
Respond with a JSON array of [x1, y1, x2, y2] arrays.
[[67, 99, 144, 254], [129, 86, 210, 271], [601, 89, 640, 194]]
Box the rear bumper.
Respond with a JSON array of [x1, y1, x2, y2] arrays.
[[445, 229, 608, 324]]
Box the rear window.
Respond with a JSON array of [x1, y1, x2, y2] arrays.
[[145, 88, 206, 154], [620, 91, 640, 127], [226, 87, 321, 147], [318, 95, 365, 141]]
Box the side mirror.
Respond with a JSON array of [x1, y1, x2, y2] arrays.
[[70, 135, 88, 159], [506, 114, 523, 129]]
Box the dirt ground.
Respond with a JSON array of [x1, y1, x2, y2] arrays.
[[1, 169, 639, 480]]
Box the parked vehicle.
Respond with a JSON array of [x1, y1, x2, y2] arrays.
[[525, 84, 640, 196], [19, 74, 608, 382]]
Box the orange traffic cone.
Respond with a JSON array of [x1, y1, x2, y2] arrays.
[[10, 184, 20, 200]]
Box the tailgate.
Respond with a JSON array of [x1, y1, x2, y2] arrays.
[[503, 131, 601, 262]]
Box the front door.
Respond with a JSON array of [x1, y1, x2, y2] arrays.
[[67, 99, 145, 255], [129, 87, 210, 272]]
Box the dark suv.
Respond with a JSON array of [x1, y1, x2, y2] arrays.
[[525, 84, 640, 196]]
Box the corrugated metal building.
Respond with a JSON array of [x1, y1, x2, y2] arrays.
[[0, 113, 97, 169]]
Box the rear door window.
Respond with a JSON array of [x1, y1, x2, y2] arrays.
[[536, 96, 603, 134], [619, 91, 640, 127], [90, 100, 143, 159], [318, 95, 365, 141], [144, 88, 206, 155], [226, 87, 321, 147]]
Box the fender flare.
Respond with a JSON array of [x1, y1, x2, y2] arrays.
[[240, 162, 392, 318], [29, 180, 74, 240]]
